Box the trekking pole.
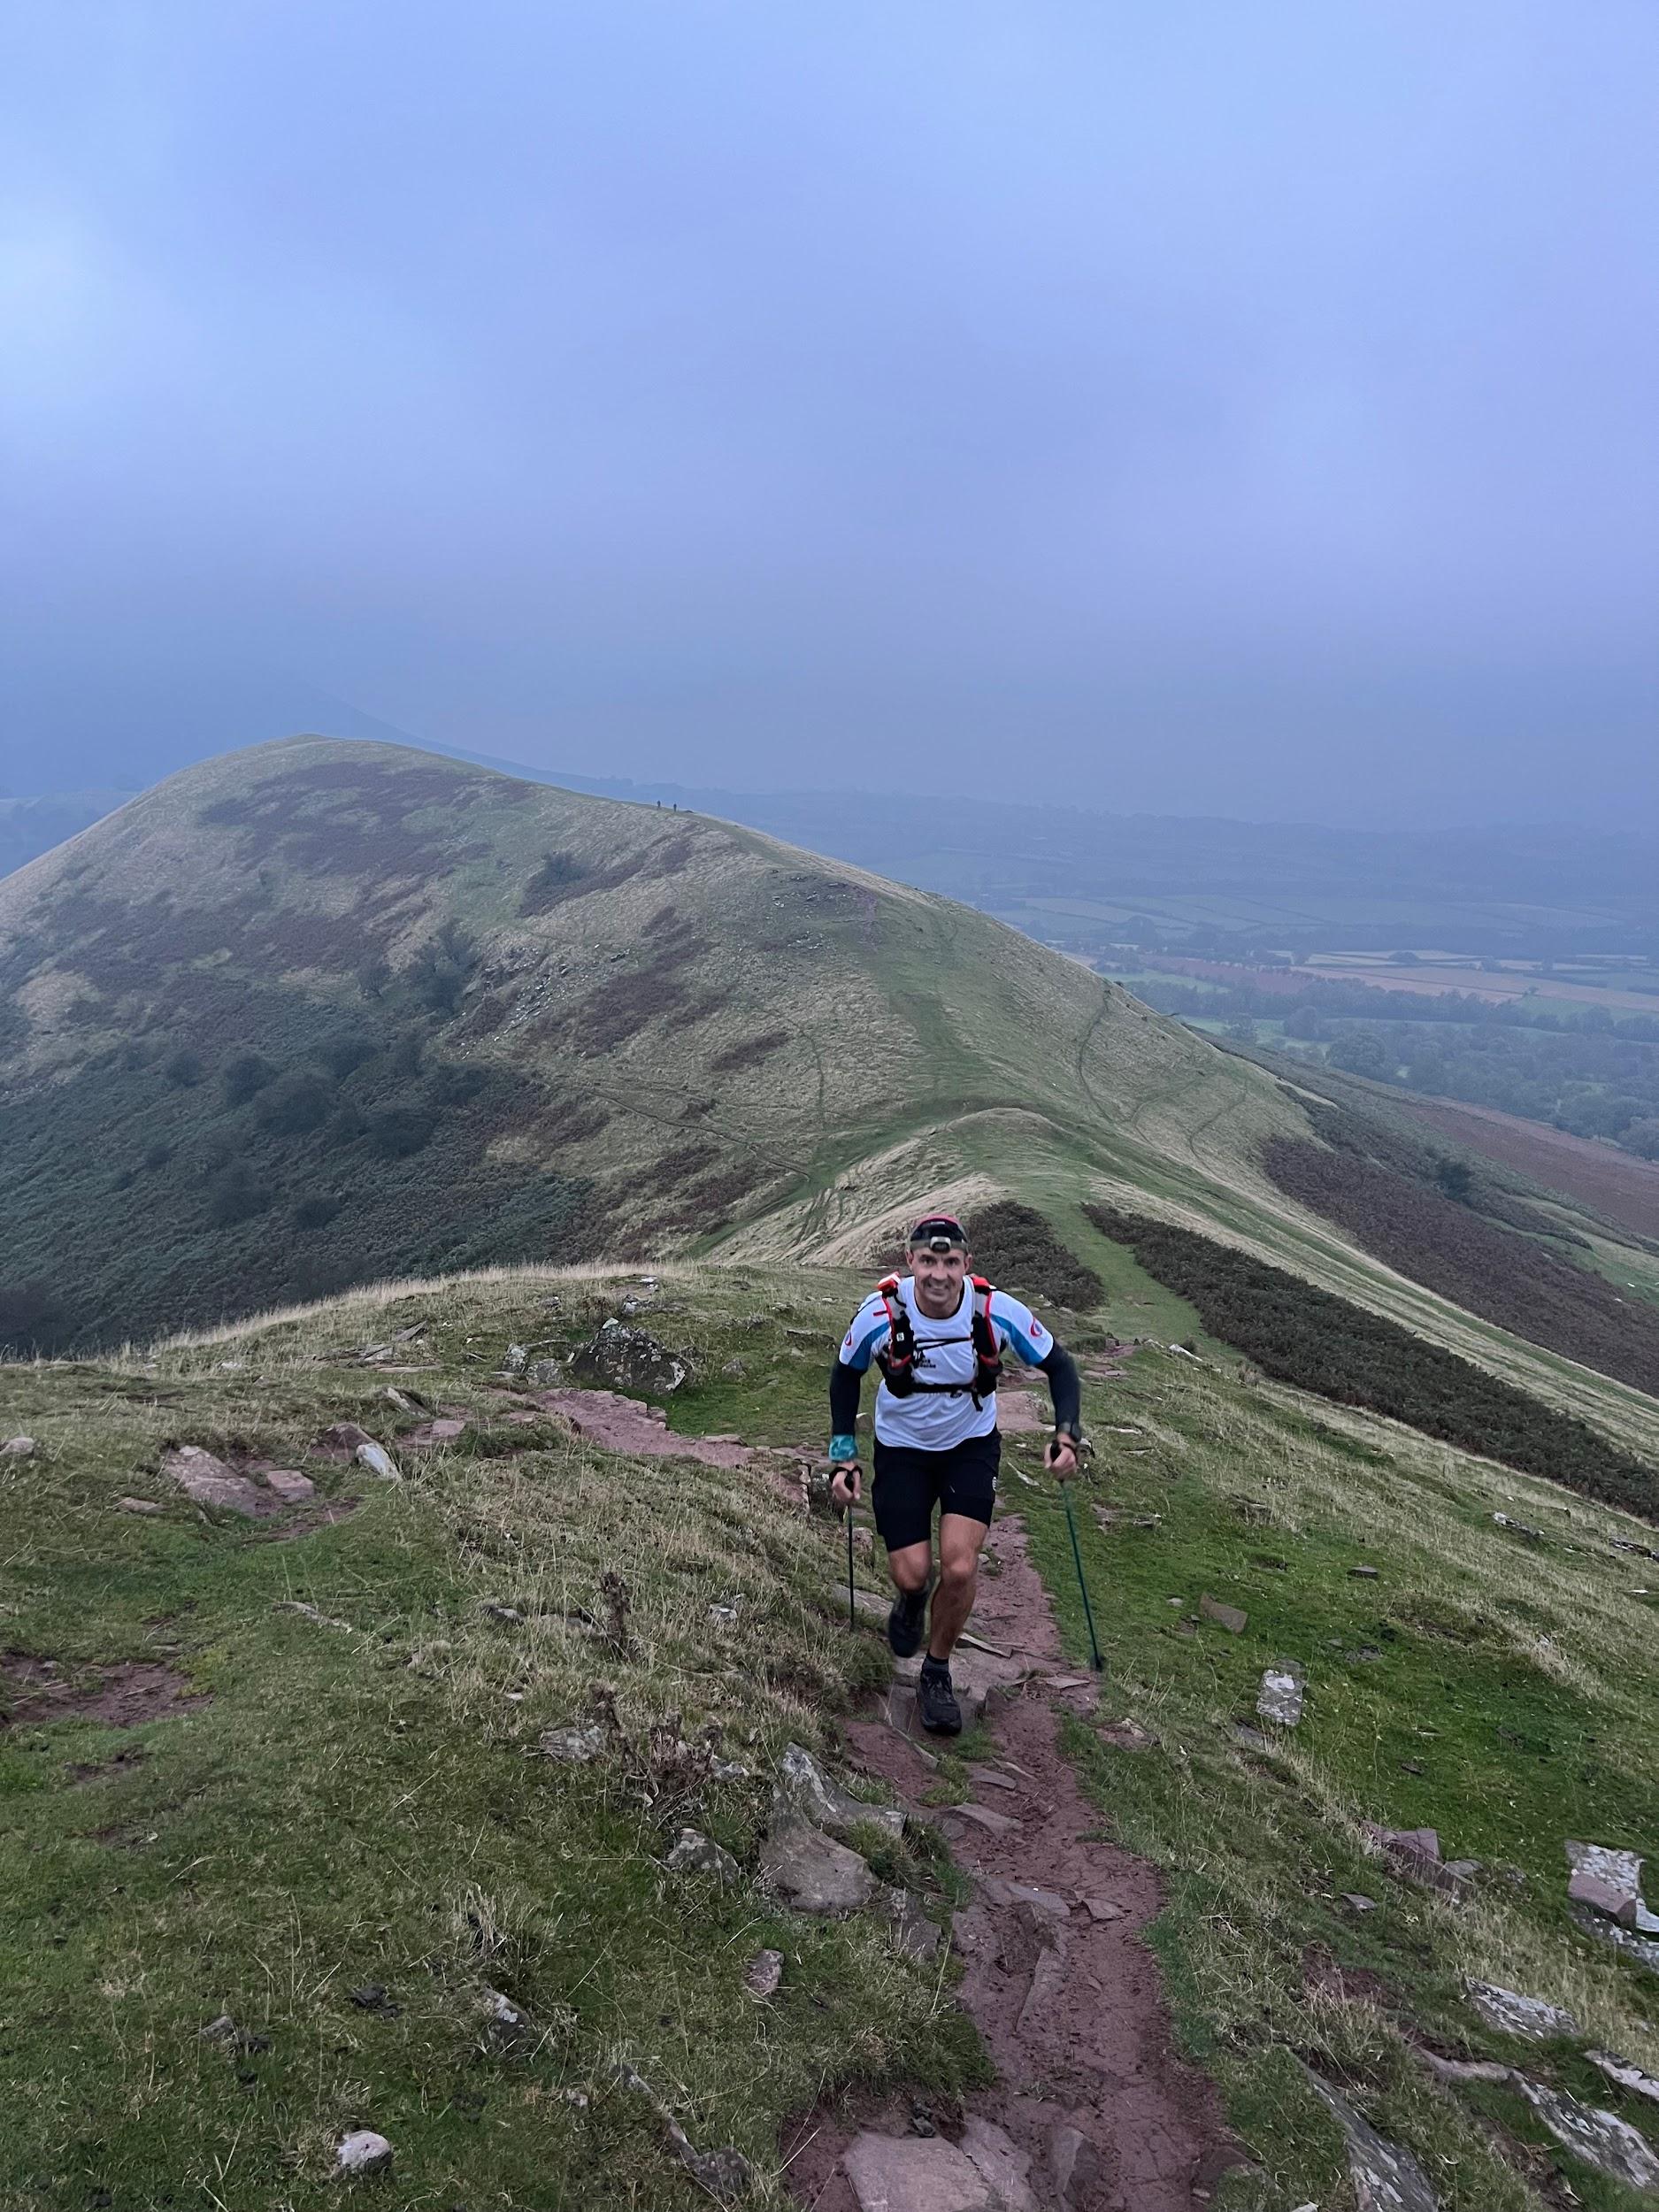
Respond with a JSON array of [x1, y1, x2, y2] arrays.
[[846, 1500, 856, 1631], [1060, 1481, 1104, 1672]]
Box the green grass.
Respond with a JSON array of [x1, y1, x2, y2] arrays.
[[7, 1257, 1659, 2207], [0, 1265, 985, 2210], [1020, 1348, 1659, 2210]]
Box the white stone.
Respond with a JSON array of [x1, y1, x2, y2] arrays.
[[1, 1436, 36, 1457], [1514, 2078, 1659, 2191], [1465, 1979, 1578, 2039], [1257, 1665, 1304, 1726], [664, 1828, 740, 1885], [354, 1440, 399, 1481], [1589, 2050, 1659, 2106], [336, 2129, 393, 2173]]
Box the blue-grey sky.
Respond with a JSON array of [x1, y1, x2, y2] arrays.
[[3, 3, 1655, 826]]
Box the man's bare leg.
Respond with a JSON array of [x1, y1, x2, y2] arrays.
[[887, 1539, 931, 1596], [926, 1513, 988, 1663]]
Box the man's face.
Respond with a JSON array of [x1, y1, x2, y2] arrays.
[[910, 1240, 969, 1312]]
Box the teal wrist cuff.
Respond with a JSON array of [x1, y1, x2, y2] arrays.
[[828, 1434, 858, 1462]]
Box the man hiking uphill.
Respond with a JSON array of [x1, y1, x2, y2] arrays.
[[828, 1213, 1083, 1734]]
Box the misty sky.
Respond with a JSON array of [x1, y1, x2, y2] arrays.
[[3, 3, 1655, 828]]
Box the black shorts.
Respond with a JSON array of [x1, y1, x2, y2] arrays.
[[871, 1431, 1001, 1554]]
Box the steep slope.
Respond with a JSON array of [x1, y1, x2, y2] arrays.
[[0, 734, 1294, 1348]]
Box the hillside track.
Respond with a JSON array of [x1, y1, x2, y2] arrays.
[[786, 1512, 1240, 2210]]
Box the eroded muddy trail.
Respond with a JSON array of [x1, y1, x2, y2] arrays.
[[786, 1512, 1241, 2211]]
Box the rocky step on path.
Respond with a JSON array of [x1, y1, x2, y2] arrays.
[[786, 1512, 1247, 2212]]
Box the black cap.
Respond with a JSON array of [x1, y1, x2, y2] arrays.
[[909, 1213, 967, 1251]]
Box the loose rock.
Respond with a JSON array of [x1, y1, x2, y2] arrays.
[[538, 1722, 606, 1765], [118, 1496, 165, 1515], [568, 1319, 689, 1399], [1, 1436, 35, 1457], [1465, 1979, 1578, 2039], [943, 1801, 1019, 1839], [1199, 1595, 1248, 1634], [1589, 2050, 1659, 2106], [958, 2116, 1038, 2211], [1493, 1511, 1545, 1542], [759, 1814, 874, 1915], [1049, 2123, 1103, 2207], [1566, 1840, 1658, 1932], [1363, 1824, 1481, 1899], [1257, 1666, 1304, 1726], [883, 1886, 942, 1962], [1097, 1717, 1156, 1752], [354, 1440, 399, 1481], [842, 2131, 995, 2212], [160, 1445, 265, 1517], [774, 1744, 903, 1840], [1297, 2065, 1440, 2212], [664, 1829, 740, 1886], [614, 2062, 754, 2202], [335, 2129, 394, 2175], [743, 1948, 784, 2001], [1513, 2078, 1659, 2191], [263, 1470, 314, 1502]]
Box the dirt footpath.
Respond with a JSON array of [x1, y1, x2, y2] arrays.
[[786, 1513, 1242, 2211]]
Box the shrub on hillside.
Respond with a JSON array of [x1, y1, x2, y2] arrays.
[[292, 1193, 342, 1231], [165, 1048, 205, 1088], [204, 1164, 273, 1226], [1619, 1118, 1659, 1163], [0, 1279, 67, 1355], [142, 1141, 173, 1171], [967, 1202, 1103, 1310], [367, 1106, 435, 1158], [1084, 1202, 1657, 1522], [426, 1063, 488, 1109], [520, 850, 589, 915], [221, 1051, 276, 1106], [314, 1033, 378, 1079], [1263, 1130, 1659, 1398], [407, 921, 478, 1016], [256, 1071, 334, 1135]]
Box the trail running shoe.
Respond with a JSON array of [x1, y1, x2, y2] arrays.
[[887, 1585, 927, 1659], [917, 1661, 962, 1736]]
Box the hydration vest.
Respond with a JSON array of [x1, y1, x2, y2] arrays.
[[874, 1275, 1002, 1408]]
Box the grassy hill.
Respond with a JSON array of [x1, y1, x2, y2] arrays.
[[4, 1262, 1658, 2208], [0, 733, 1294, 1352], [4, 735, 1657, 1489]]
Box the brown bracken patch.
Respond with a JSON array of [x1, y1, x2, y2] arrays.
[[2, 1652, 209, 1730]]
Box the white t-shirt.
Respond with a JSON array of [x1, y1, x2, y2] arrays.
[[837, 1277, 1054, 1450]]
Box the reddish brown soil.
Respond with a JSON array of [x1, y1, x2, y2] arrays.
[[785, 1514, 1241, 2211], [2, 1652, 208, 1729], [507, 1386, 761, 1468], [1385, 1093, 1659, 1242]]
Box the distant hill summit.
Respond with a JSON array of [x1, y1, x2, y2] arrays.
[[0, 735, 1274, 1347]]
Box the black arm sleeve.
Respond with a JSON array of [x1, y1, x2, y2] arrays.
[[1039, 1343, 1082, 1433], [829, 1359, 864, 1437]]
